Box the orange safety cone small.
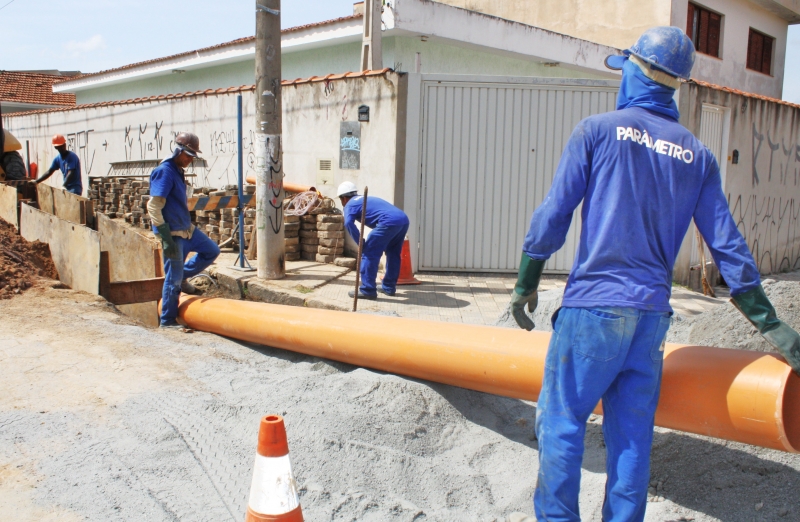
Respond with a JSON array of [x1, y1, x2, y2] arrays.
[[244, 415, 304, 522], [395, 238, 421, 285]]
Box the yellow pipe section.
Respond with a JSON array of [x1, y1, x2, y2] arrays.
[[178, 296, 800, 453]]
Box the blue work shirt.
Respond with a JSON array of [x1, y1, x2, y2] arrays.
[[522, 106, 760, 312], [344, 196, 409, 244], [149, 158, 192, 233], [49, 151, 82, 195]]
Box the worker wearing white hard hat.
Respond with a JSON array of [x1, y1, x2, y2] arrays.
[[337, 181, 409, 300]]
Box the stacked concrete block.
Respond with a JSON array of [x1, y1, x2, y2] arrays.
[[298, 215, 319, 262], [86, 178, 257, 253], [315, 214, 345, 263], [284, 214, 301, 261]]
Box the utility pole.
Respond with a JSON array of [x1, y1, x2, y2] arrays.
[[255, 0, 285, 279], [360, 0, 383, 71]]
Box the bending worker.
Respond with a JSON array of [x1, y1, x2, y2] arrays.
[[338, 181, 409, 300], [506, 27, 800, 522], [148, 132, 220, 329], [35, 134, 82, 196]]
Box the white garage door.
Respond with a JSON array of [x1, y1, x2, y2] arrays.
[[418, 80, 618, 272]]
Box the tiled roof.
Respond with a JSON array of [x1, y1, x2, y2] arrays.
[[6, 69, 394, 117], [55, 14, 363, 86], [0, 71, 76, 106], [688, 79, 800, 111]]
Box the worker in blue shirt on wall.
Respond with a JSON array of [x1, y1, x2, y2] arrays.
[[338, 181, 410, 300], [148, 132, 220, 329], [35, 134, 82, 196], [506, 27, 800, 522]]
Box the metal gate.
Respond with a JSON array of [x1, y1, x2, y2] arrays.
[[418, 79, 618, 272]]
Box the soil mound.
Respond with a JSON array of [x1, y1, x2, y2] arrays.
[[0, 217, 58, 298]]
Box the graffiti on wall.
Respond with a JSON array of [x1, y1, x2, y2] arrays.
[[731, 194, 800, 274], [66, 129, 96, 175], [736, 122, 800, 273]]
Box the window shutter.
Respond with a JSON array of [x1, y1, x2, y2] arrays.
[[761, 35, 773, 74], [698, 9, 710, 54], [708, 12, 721, 57], [687, 3, 696, 40]]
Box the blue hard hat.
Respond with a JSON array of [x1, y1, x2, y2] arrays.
[[605, 26, 696, 79]]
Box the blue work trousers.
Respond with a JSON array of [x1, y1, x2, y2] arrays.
[[360, 222, 409, 296], [534, 306, 671, 522], [160, 228, 220, 326]]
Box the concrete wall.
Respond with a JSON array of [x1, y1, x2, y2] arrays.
[[2, 72, 405, 210], [435, 0, 791, 98], [678, 81, 800, 278], [382, 37, 604, 79], [282, 73, 405, 205], [431, 0, 669, 51], [671, 0, 789, 99], [73, 45, 364, 106]]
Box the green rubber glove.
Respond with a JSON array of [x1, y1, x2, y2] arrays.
[[510, 253, 545, 331], [731, 285, 800, 375], [156, 223, 180, 261]]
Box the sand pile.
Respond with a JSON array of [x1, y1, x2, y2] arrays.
[[0, 218, 58, 298], [666, 279, 800, 350]]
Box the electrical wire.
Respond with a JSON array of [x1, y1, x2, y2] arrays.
[[0, 0, 18, 12], [284, 191, 320, 216]]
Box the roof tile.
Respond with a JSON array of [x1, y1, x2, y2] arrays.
[[0, 71, 76, 107], [7, 70, 395, 117]]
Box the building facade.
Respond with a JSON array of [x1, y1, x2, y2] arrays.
[[433, 0, 800, 99]]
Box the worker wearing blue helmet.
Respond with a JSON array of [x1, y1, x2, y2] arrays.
[[506, 26, 800, 522]]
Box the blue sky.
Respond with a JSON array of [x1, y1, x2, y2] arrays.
[[2, 0, 799, 103]]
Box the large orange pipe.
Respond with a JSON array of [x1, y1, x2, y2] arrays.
[[178, 296, 800, 453], [245, 176, 313, 194]]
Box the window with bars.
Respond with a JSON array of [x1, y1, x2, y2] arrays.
[[746, 28, 774, 75], [687, 2, 722, 58]]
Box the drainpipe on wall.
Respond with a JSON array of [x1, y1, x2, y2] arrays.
[[360, 0, 383, 71], [255, 0, 286, 280]]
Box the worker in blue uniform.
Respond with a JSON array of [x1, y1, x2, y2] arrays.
[[35, 134, 83, 196], [506, 27, 800, 522], [338, 181, 410, 300], [148, 132, 220, 329]]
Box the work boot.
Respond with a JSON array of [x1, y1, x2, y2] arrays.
[[160, 322, 189, 331], [378, 287, 396, 297], [181, 279, 198, 295], [348, 289, 377, 300]]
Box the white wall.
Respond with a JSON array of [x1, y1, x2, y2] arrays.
[[677, 81, 800, 278], [671, 0, 789, 99], [3, 73, 404, 213]]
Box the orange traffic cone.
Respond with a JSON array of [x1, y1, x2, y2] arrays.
[[245, 415, 304, 522], [396, 238, 421, 285]]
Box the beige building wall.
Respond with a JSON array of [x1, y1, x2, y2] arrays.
[[431, 0, 671, 50]]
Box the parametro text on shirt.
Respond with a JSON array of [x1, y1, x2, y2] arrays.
[[616, 126, 694, 164]]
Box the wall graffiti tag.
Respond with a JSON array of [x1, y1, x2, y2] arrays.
[[339, 121, 361, 170], [738, 122, 800, 273]]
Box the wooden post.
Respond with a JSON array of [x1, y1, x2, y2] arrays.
[[353, 187, 368, 312]]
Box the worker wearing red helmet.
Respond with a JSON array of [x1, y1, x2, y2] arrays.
[[35, 134, 82, 196]]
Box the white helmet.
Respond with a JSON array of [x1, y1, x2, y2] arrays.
[[337, 181, 358, 197]]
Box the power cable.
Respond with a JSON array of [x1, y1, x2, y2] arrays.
[[0, 0, 18, 12]]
